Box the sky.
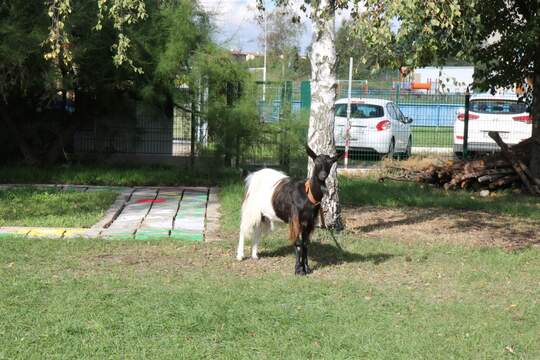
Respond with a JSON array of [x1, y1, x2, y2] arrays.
[[199, 0, 351, 54]]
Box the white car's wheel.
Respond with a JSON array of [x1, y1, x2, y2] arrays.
[[384, 138, 395, 160], [399, 136, 412, 160]]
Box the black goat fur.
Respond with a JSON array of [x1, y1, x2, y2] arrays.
[[270, 146, 341, 275]]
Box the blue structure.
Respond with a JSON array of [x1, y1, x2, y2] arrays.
[[398, 103, 463, 127]]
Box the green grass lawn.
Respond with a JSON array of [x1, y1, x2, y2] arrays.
[[412, 126, 453, 147], [0, 165, 242, 187], [0, 168, 539, 358], [1, 180, 539, 358], [0, 188, 118, 228], [340, 177, 540, 219]]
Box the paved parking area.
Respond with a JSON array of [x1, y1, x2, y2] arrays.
[[0, 185, 220, 241]]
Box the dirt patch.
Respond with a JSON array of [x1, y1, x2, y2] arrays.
[[343, 206, 540, 249]]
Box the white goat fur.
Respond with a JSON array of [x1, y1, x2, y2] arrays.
[[237, 168, 289, 260]]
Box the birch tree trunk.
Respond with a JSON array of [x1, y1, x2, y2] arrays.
[[307, 0, 343, 229]]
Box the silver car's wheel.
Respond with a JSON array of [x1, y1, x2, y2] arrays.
[[385, 138, 395, 159], [400, 136, 412, 160]]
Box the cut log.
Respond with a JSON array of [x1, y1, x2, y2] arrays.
[[488, 175, 520, 189], [488, 131, 540, 195], [378, 136, 539, 195]]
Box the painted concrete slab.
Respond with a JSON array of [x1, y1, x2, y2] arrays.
[[0, 185, 211, 241], [63, 228, 89, 238], [100, 228, 135, 240], [135, 229, 170, 240], [174, 219, 204, 231], [28, 228, 66, 238], [170, 229, 204, 242]]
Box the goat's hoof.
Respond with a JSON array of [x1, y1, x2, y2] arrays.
[[295, 268, 307, 276], [236, 255, 244, 261], [251, 255, 259, 260], [304, 266, 312, 274]]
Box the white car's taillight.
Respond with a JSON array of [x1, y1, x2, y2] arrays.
[[376, 119, 391, 131], [512, 115, 531, 124], [457, 112, 480, 121]]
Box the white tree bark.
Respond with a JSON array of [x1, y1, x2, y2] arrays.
[[308, 0, 342, 229]]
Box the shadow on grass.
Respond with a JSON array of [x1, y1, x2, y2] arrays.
[[351, 208, 442, 233], [259, 242, 394, 270]]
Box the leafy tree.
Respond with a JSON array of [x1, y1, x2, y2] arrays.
[[470, 1, 540, 177], [0, 0, 213, 164], [191, 45, 261, 165], [259, 7, 305, 59], [258, 0, 359, 229], [352, 0, 540, 177], [335, 20, 375, 80]]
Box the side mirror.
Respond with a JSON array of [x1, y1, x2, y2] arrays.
[[403, 117, 413, 124]]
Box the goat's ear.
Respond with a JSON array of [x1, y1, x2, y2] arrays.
[[331, 151, 343, 162], [305, 144, 317, 160]]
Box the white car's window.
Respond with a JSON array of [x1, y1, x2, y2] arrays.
[[470, 100, 527, 114], [335, 103, 384, 118], [386, 103, 398, 120], [393, 104, 406, 121]]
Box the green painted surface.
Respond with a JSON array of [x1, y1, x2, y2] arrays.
[[170, 230, 203, 242], [135, 229, 170, 241]]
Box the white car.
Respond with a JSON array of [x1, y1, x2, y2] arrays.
[[334, 98, 413, 158], [453, 93, 531, 156]]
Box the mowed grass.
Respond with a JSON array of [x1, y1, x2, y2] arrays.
[[340, 176, 540, 219], [0, 165, 241, 187], [0, 188, 118, 227], [412, 126, 453, 147], [0, 173, 539, 358], [1, 181, 539, 358]]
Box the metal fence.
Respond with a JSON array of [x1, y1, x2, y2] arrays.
[[73, 80, 529, 170]]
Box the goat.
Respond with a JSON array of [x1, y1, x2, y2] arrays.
[[237, 145, 341, 275]]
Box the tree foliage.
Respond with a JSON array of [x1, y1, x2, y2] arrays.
[[192, 45, 261, 164]]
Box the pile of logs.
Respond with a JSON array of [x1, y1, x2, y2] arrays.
[[380, 132, 540, 195]]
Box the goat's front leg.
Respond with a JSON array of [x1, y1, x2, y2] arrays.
[[289, 212, 306, 275], [301, 229, 312, 274], [294, 240, 306, 275]]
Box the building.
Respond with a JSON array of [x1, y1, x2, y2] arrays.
[[413, 66, 474, 93]]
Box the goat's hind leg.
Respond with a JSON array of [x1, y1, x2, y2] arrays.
[[251, 226, 261, 260], [236, 229, 246, 261], [251, 217, 270, 260]]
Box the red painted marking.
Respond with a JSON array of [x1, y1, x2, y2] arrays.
[[136, 198, 166, 204]]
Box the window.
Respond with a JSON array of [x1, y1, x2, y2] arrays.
[[386, 103, 398, 120], [470, 100, 527, 114], [335, 103, 384, 118]]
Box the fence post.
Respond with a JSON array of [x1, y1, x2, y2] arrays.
[[190, 98, 196, 168], [463, 87, 470, 159], [300, 80, 311, 110], [395, 82, 401, 105], [279, 81, 292, 170]]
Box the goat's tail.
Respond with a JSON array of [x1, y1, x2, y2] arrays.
[[239, 173, 264, 239]]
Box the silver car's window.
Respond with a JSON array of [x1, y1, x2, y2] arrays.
[[335, 103, 384, 118], [393, 103, 405, 121], [386, 103, 398, 120], [470, 100, 527, 114]]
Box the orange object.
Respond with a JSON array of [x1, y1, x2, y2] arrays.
[[411, 81, 431, 90]]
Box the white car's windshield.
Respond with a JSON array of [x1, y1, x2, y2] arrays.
[[470, 100, 527, 114], [335, 103, 384, 118]]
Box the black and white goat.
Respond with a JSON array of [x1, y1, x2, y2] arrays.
[[237, 145, 341, 275]]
